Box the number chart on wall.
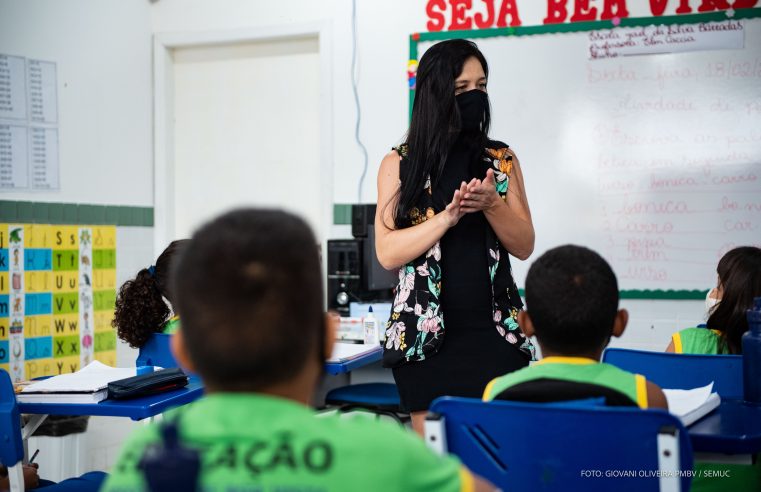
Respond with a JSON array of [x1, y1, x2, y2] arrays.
[[0, 223, 117, 382]]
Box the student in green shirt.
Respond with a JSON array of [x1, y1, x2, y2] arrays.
[[665, 247, 761, 491], [113, 240, 188, 348], [102, 209, 491, 492], [667, 246, 761, 355], [483, 245, 668, 409]]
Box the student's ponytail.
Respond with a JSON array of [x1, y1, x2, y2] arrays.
[[113, 267, 170, 348], [112, 240, 189, 348]]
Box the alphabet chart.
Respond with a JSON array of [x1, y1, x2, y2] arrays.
[[0, 223, 117, 382]]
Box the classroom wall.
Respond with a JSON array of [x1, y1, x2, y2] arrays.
[[150, 0, 710, 345], [5, 0, 721, 476], [1, 0, 152, 478], [0, 0, 154, 207]]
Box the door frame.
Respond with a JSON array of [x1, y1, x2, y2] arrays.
[[153, 22, 333, 255]]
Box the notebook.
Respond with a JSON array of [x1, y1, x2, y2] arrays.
[[327, 342, 381, 363], [17, 361, 137, 404], [663, 382, 721, 426]]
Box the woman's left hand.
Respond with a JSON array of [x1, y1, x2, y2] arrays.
[[460, 168, 501, 213]]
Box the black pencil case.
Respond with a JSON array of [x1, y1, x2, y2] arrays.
[[108, 368, 189, 400]]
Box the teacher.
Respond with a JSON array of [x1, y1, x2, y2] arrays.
[[375, 39, 535, 434]]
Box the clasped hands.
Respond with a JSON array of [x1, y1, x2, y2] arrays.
[[443, 168, 501, 227]]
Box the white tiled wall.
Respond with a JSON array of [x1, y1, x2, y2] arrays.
[[612, 299, 706, 352]]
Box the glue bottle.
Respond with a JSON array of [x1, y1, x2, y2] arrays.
[[363, 307, 380, 346], [742, 297, 761, 405]]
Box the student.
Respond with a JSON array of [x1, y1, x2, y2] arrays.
[[112, 240, 188, 348], [482, 245, 668, 409], [667, 246, 761, 355], [0, 463, 106, 491], [102, 209, 492, 492]]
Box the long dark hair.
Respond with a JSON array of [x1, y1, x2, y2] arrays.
[[113, 240, 189, 348], [393, 39, 490, 228], [707, 246, 761, 354]]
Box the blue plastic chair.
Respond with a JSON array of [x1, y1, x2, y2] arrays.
[[324, 383, 408, 424], [1, 369, 26, 492], [602, 348, 742, 399], [136, 333, 178, 368], [426, 396, 693, 491]]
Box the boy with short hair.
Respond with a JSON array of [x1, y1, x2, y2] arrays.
[[483, 245, 668, 409], [102, 209, 491, 492]]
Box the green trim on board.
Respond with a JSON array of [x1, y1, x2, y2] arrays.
[[0, 200, 154, 227]]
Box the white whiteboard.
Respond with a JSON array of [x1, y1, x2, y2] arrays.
[[418, 18, 761, 292]]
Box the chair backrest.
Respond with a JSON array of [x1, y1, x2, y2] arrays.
[[493, 378, 639, 407], [136, 333, 179, 368], [603, 348, 742, 399], [0, 369, 24, 467], [427, 396, 693, 492]]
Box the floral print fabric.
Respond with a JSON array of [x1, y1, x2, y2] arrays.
[[382, 144, 535, 368]]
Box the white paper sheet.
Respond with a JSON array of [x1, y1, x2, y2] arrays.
[[21, 361, 136, 393], [328, 343, 381, 363], [663, 382, 721, 426]]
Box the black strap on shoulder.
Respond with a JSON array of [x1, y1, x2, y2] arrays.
[[493, 378, 639, 407], [139, 417, 201, 491]]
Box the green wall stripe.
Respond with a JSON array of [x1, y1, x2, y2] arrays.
[[0, 200, 154, 227], [333, 203, 353, 225]]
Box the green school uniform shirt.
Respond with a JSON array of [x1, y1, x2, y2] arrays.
[[482, 356, 650, 408], [671, 328, 728, 355], [161, 316, 180, 335], [102, 393, 472, 492]]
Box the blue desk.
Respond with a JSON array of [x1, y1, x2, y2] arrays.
[[324, 347, 382, 376], [688, 399, 761, 455], [18, 378, 204, 421]]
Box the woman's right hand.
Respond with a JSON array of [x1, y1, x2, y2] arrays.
[[442, 181, 471, 228]]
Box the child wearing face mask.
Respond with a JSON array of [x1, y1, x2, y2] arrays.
[[667, 246, 761, 354]]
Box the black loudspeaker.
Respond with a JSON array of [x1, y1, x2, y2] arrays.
[[352, 204, 377, 238], [327, 239, 362, 316]]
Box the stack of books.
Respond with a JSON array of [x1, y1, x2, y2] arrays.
[[17, 361, 137, 404]]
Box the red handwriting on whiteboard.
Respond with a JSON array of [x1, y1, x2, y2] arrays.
[[626, 237, 668, 261], [711, 173, 757, 185], [618, 94, 696, 112], [599, 178, 635, 193], [622, 265, 668, 281], [615, 218, 674, 234], [617, 198, 689, 215], [724, 220, 757, 232], [705, 58, 761, 80], [592, 124, 683, 146], [587, 65, 638, 84], [649, 174, 700, 190]]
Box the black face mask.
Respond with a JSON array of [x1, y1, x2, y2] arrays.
[[456, 89, 489, 133]]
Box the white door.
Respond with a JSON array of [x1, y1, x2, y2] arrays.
[[170, 36, 323, 240]]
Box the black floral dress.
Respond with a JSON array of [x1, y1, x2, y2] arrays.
[[384, 138, 533, 412]]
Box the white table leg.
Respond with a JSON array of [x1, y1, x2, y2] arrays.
[[7, 463, 24, 492]]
